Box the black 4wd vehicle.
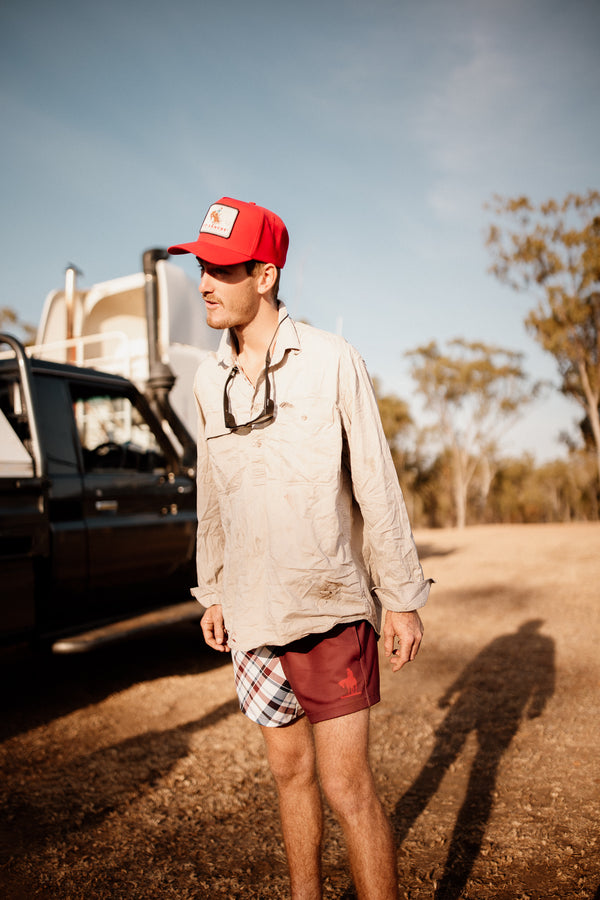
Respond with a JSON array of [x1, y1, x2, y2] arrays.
[[0, 334, 197, 649]]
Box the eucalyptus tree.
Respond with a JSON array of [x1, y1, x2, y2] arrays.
[[486, 190, 600, 484], [406, 339, 534, 528]]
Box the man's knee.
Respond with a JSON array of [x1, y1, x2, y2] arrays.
[[319, 764, 378, 819], [268, 744, 315, 787], [263, 718, 317, 789]]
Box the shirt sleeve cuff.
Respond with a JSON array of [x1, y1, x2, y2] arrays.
[[190, 586, 222, 608], [376, 578, 434, 612]]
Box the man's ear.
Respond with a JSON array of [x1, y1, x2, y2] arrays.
[[256, 263, 278, 296]]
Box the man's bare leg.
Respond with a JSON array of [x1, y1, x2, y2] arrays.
[[261, 716, 323, 900], [314, 709, 399, 900]]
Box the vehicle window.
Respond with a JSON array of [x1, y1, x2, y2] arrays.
[[34, 375, 80, 472], [70, 387, 167, 474], [0, 374, 35, 476], [0, 375, 30, 446]]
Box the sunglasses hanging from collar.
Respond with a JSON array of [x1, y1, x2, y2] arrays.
[[222, 314, 289, 432]]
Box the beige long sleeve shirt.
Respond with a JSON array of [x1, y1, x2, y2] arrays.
[[191, 304, 431, 651]]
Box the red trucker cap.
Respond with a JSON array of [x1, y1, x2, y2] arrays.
[[168, 197, 289, 268]]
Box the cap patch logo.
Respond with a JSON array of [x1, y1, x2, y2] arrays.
[[200, 203, 239, 239]]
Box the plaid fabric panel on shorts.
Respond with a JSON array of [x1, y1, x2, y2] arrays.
[[231, 646, 304, 727]]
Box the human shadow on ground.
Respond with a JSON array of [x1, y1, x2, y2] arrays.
[[392, 619, 556, 900]]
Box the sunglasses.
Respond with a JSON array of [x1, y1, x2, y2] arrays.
[[223, 352, 275, 431], [222, 313, 289, 432]]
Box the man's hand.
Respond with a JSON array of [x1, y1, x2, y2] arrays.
[[383, 609, 424, 672], [200, 604, 230, 652]]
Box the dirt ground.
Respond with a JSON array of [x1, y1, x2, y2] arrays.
[[1, 522, 599, 900]]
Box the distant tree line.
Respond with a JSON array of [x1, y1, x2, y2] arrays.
[[374, 369, 599, 528]]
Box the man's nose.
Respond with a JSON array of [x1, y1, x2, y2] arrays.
[[198, 272, 212, 295]]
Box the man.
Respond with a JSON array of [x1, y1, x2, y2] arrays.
[[168, 197, 431, 900]]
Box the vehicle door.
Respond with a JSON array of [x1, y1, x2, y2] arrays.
[[69, 379, 195, 614]]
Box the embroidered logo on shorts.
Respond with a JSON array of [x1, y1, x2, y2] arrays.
[[338, 667, 362, 698], [200, 203, 239, 238]]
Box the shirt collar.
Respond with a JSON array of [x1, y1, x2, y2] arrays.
[[216, 302, 301, 368]]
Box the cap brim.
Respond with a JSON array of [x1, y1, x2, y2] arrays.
[[167, 237, 253, 266]]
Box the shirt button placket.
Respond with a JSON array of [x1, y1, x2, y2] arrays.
[[250, 433, 266, 484]]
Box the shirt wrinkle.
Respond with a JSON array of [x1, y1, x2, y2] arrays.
[[192, 303, 431, 651]]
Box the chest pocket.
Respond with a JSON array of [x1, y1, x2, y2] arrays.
[[268, 398, 342, 485], [205, 400, 342, 491]]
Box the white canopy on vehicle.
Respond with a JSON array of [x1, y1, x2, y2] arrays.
[[34, 258, 219, 439]]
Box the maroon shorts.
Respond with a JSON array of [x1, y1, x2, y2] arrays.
[[276, 620, 380, 725]]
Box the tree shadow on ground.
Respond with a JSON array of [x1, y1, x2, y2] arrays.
[[0, 618, 230, 741], [415, 543, 456, 561], [0, 696, 241, 864], [392, 619, 556, 900]]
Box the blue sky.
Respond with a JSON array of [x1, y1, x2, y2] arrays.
[[1, 0, 599, 461]]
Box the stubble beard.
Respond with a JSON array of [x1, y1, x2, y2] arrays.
[[203, 286, 260, 332], [204, 295, 229, 331]]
